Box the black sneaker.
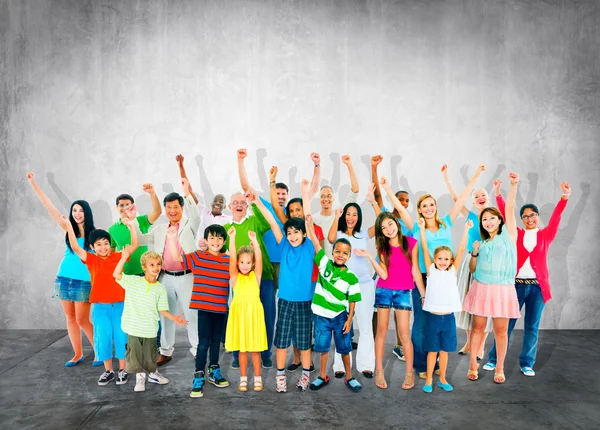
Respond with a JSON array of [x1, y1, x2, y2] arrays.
[[208, 365, 229, 388], [309, 363, 315, 373], [116, 369, 128, 385], [286, 362, 301, 372], [98, 370, 115, 386], [190, 371, 205, 398]]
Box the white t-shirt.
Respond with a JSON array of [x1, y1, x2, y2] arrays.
[[516, 228, 539, 279], [423, 265, 462, 313], [312, 190, 358, 257], [336, 230, 373, 284]]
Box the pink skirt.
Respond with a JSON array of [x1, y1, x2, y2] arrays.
[[462, 280, 520, 319]]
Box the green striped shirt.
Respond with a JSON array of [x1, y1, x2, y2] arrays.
[[116, 274, 169, 338], [311, 249, 361, 318]]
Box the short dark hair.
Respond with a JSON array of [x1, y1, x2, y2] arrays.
[[115, 194, 134, 206], [163, 192, 184, 207], [520, 203, 539, 218], [284, 217, 307, 236], [333, 238, 352, 252], [88, 229, 111, 246], [395, 190, 408, 196], [275, 182, 289, 193], [204, 224, 228, 241]]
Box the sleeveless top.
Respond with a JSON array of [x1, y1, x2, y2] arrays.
[[57, 238, 91, 281], [423, 265, 462, 313]]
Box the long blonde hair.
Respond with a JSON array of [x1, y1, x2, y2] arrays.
[[417, 194, 447, 229]]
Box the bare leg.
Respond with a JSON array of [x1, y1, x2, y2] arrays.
[[292, 344, 301, 365], [300, 349, 311, 371], [469, 316, 487, 374], [460, 329, 471, 353], [251, 352, 262, 377], [394, 312, 402, 345], [478, 331, 489, 358], [492, 318, 509, 380], [375, 309, 390, 372], [61, 300, 83, 361], [438, 351, 449, 384], [74, 302, 95, 357], [319, 352, 329, 379], [396, 310, 413, 374], [239, 352, 249, 378], [275, 348, 287, 370], [425, 352, 437, 386], [342, 353, 352, 379]]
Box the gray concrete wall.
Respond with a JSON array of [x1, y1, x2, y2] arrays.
[[1, 0, 598, 329]]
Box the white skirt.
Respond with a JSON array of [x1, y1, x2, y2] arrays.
[[455, 254, 493, 332]]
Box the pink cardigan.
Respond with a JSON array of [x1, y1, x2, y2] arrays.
[[496, 195, 568, 303]]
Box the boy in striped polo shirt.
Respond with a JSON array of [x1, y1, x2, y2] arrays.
[[305, 215, 363, 393], [167, 224, 231, 398], [113, 251, 188, 392]]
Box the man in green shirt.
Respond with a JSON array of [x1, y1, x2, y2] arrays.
[[109, 184, 162, 275]]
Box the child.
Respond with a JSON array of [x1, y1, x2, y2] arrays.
[[418, 218, 472, 393], [305, 215, 363, 393], [167, 223, 231, 398], [113, 251, 188, 392], [61, 215, 138, 386], [224, 228, 268, 392], [355, 212, 426, 390]]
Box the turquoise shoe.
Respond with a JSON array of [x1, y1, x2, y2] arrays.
[[65, 356, 85, 367], [437, 381, 454, 392], [422, 384, 433, 393]]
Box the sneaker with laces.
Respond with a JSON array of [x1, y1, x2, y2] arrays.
[[116, 369, 128, 385], [98, 370, 115, 386], [276, 374, 287, 393], [134, 373, 146, 392], [190, 371, 205, 398], [148, 371, 169, 385], [296, 373, 310, 391], [208, 365, 229, 388], [393, 345, 405, 361]]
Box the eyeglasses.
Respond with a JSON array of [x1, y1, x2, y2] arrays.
[[320, 194, 333, 199], [231, 201, 247, 207], [521, 213, 538, 220]]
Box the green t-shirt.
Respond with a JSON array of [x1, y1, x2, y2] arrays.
[[109, 215, 151, 275], [223, 204, 273, 281], [116, 274, 169, 338]]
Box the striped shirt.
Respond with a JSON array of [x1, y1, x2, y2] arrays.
[[116, 274, 169, 338], [311, 249, 361, 319], [182, 251, 230, 313]]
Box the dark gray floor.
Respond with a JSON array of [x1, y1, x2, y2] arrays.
[[1, 329, 599, 429]]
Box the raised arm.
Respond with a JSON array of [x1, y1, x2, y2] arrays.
[[447, 165, 485, 222], [237, 148, 250, 193], [143, 183, 163, 223], [113, 249, 130, 281], [417, 218, 433, 275], [301, 178, 312, 220], [247, 188, 282, 243], [441, 164, 469, 218], [308, 152, 321, 200], [544, 182, 571, 242], [504, 172, 519, 242], [411, 245, 426, 303], [269, 166, 288, 224], [328, 208, 343, 244], [453, 219, 473, 270], [181, 178, 201, 232], [366, 182, 382, 217], [381, 176, 414, 231], [228, 226, 239, 281], [166, 226, 184, 262], [60, 216, 87, 261], [176, 155, 199, 205], [469, 241, 480, 273], [121, 217, 139, 255], [493, 179, 506, 218], [371, 155, 384, 208], [248, 231, 262, 283], [26, 172, 67, 231], [341, 154, 359, 193], [305, 214, 322, 253]]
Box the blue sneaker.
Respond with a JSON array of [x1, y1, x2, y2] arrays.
[[262, 357, 273, 369], [483, 362, 496, 371], [231, 358, 239, 369], [190, 371, 205, 398], [422, 384, 433, 393], [208, 365, 229, 388], [437, 381, 453, 391], [520, 366, 535, 377]]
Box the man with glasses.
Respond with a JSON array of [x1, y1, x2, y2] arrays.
[[484, 181, 572, 376]]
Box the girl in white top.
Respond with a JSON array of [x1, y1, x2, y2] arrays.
[[418, 218, 472, 393]]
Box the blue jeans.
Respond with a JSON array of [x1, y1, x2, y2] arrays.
[[313, 311, 353, 354], [233, 279, 275, 361], [411, 282, 428, 373], [487, 282, 545, 368]]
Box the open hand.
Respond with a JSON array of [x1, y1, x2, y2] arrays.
[[174, 313, 188, 326], [353, 249, 369, 257], [366, 183, 376, 204], [248, 230, 257, 243], [342, 318, 352, 335], [124, 204, 137, 220], [121, 249, 130, 261]]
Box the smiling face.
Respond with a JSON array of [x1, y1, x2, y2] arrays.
[[276, 187, 289, 208], [285, 226, 305, 248], [332, 242, 351, 266], [521, 208, 539, 230], [211, 194, 226, 216], [380, 216, 399, 239], [92, 238, 111, 258], [143, 258, 162, 279], [116, 198, 133, 219], [206, 232, 225, 254], [319, 186, 334, 210], [72, 204, 85, 224], [418, 197, 437, 220], [237, 252, 254, 275], [229, 193, 248, 220], [481, 210, 502, 235], [434, 249, 454, 271], [344, 206, 359, 231], [472, 189, 489, 210], [165, 199, 183, 224], [288, 202, 304, 219], [396, 192, 410, 209]]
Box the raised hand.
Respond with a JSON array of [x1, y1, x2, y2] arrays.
[[26, 172, 36, 184], [197, 238, 208, 252], [122, 216, 135, 228], [248, 230, 257, 243], [371, 155, 383, 167], [366, 183, 376, 204], [493, 179, 502, 195], [561, 182, 571, 196], [508, 172, 519, 185], [311, 152, 321, 165], [380, 176, 389, 188], [341, 154, 352, 166], [305, 213, 314, 228], [301, 178, 310, 194], [121, 249, 130, 261], [181, 178, 190, 196], [166, 225, 178, 237], [472, 240, 480, 253], [59, 215, 71, 229], [466, 219, 474, 229], [335, 208, 343, 219], [476, 164, 487, 175], [142, 183, 155, 194], [237, 148, 248, 160], [124, 204, 137, 220], [269, 166, 278, 182], [227, 226, 236, 238], [245, 190, 257, 204], [418, 217, 425, 228], [175, 154, 184, 167]]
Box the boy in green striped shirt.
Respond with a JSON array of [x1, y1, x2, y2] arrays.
[[305, 215, 362, 393]]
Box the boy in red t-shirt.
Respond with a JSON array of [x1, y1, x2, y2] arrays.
[[62, 216, 138, 387]]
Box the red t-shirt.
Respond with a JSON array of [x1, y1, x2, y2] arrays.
[[83, 252, 126, 303], [312, 224, 325, 282]]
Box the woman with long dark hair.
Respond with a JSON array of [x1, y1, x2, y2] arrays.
[[27, 172, 98, 367]]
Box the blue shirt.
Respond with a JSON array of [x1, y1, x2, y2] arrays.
[[57, 238, 91, 281], [474, 230, 517, 286], [381, 205, 413, 238], [412, 214, 454, 273], [277, 238, 316, 302], [466, 210, 481, 252], [260, 196, 284, 263]]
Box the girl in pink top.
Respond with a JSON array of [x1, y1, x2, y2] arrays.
[[355, 212, 425, 391]]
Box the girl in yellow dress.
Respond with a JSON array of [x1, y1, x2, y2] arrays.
[[225, 228, 268, 392]]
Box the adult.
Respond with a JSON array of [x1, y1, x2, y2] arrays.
[[441, 164, 493, 358], [223, 189, 276, 368], [463, 172, 521, 384], [383, 165, 486, 379], [484, 181, 571, 377], [327, 203, 376, 379], [137, 178, 200, 365], [108, 184, 161, 276], [27, 172, 98, 367], [175, 154, 232, 239]]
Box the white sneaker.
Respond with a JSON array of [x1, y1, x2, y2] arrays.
[[134, 373, 146, 392], [148, 371, 170, 385], [276, 374, 287, 393], [521, 367, 536, 377], [483, 362, 496, 371]]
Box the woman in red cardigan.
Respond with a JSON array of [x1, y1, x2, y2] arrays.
[[483, 181, 571, 376]]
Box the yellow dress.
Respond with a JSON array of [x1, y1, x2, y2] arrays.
[[225, 271, 268, 352]]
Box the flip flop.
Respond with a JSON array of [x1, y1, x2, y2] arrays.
[[345, 377, 362, 393]]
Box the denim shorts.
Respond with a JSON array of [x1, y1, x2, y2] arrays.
[[374, 287, 412, 310], [313, 311, 352, 355], [54, 276, 91, 302], [425, 313, 457, 353]]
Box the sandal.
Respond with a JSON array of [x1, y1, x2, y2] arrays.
[[458, 346, 469, 355], [494, 373, 506, 384], [254, 380, 264, 391], [238, 380, 248, 392], [362, 370, 373, 379], [334, 371, 345, 379], [375, 370, 387, 389], [467, 363, 480, 381], [401, 372, 415, 390]]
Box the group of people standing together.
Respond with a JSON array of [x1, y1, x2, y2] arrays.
[[28, 149, 571, 397]]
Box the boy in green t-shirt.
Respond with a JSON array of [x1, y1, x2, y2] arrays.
[[305, 215, 362, 393]]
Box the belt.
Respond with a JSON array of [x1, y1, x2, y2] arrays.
[[163, 270, 192, 277], [515, 278, 538, 285]]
